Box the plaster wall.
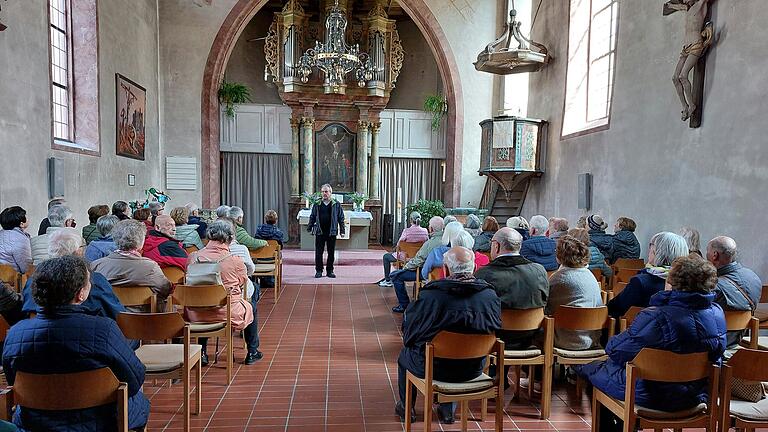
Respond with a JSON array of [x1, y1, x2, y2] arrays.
[[0, 0, 160, 229], [525, 0, 768, 279]]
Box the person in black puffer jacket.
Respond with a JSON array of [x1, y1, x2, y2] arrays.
[[587, 214, 613, 259], [609, 217, 641, 264]]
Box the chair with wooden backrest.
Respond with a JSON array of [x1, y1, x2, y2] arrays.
[[553, 306, 615, 399], [162, 266, 186, 285], [395, 241, 425, 270], [0, 317, 10, 388], [266, 240, 283, 293], [720, 348, 768, 431], [611, 268, 641, 293], [184, 245, 199, 254], [0, 265, 19, 292], [427, 267, 442, 282], [112, 285, 157, 313], [600, 290, 614, 304], [754, 284, 768, 329], [590, 268, 605, 289], [117, 312, 202, 432], [481, 308, 554, 420], [611, 258, 645, 272], [3, 368, 129, 431], [19, 265, 34, 293], [618, 306, 644, 333], [405, 332, 504, 432], [591, 348, 719, 432], [250, 242, 281, 302], [171, 284, 233, 384], [547, 270, 556, 278]]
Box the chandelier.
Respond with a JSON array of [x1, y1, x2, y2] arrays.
[[297, 0, 376, 94]]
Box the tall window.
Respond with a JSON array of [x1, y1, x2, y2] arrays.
[[49, 0, 73, 142], [562, 0, 619, 137]]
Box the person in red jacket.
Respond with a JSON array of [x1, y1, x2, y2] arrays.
[[142, 215, 188, 269]]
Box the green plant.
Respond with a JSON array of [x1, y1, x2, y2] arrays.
[[423, 94, 448, 131], [218, 80, 252, 117], [405, 199, 446, 228], [302, 191, 322, 207], [348, 192, 368, 206]]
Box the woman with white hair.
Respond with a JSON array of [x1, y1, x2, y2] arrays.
[[607, 232, 689, 318], [21, 228, 126, 321], [378, 211, 428, 287], [464, 214, 482, 237], [506, 216, 530, 241], [421, 224, 490, 280], [679, 226, 702, 256]]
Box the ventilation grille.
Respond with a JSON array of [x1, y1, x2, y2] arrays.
[[165, 156, 197, 190]]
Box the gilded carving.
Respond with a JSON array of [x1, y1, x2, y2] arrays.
[[390, 28, 404, 86], [368, 3, 388, 19], [302, 117, 315, 127], [282, 0, 305, 15], [357, 120, 370, 131], [264, 20, 279, 82]]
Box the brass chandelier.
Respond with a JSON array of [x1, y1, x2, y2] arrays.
[[297, 0, 377, 94]]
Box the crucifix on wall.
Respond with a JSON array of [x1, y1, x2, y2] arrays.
[[664, 0, 714, 128]]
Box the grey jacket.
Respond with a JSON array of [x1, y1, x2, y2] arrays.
[[714, 262, 762, 347], [546, 266, 603, 350], [175, 224, 205, 250], [91, 252, 172, 299], [0, 228, 32, 273]]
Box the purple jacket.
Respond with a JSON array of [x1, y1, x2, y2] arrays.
[[0, 228, 32, 273]]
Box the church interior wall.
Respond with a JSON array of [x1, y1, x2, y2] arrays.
[[524, 0, 768, 279], [0, 0, 161, 228]]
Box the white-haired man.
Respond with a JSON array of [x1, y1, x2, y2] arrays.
[[520, 215, 558, 271], [389, 216, 445, 313], [31, 205, 76, 265], [706, 236, 762, 347], [307, 184, 345, 278]]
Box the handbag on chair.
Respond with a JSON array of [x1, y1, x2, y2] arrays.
[[185, 254, 232, 286]]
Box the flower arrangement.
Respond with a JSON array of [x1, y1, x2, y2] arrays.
[[349, 192, 368, 211], [302, 191, 322, 208], [129, 188, 170, 211]]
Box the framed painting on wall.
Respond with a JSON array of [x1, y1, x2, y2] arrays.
[[315, 123, 356, 193], [115, 74, 146, 160]]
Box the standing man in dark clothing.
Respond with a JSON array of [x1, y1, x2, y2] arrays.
[[307, 184, 345, 278]]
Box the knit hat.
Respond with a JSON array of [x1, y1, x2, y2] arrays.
[[587, 214, 608, 231], [506, 216, 529, 230]]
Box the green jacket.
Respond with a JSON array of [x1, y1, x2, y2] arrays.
[[82, 223, 100, 245], [236, 224, 266, 251], [175, 224, 205, 250], [404, 230, 443, 271]]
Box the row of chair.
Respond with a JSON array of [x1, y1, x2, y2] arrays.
[[0, 264, 34, 294]]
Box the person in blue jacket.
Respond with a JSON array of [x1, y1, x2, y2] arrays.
[[3, 255, 150, 431], [520, 215, 558, 271], [607, 232, 689, 318], [578, 254, 726, 431]]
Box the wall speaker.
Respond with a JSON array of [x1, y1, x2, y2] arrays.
[[578, 173, 592, 210], [48, 157, 65, 199]]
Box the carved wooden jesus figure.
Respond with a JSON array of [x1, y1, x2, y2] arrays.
[[665, 0, 713, 121]]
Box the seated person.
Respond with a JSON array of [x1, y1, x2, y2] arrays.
[[142, 215, 188, 270], [220, 217, 257, 299], [92, 219, 172, 310], [255, 209, 288, 246], [3, 256, 149, 431], [587, 214, 614, 259], [31, 205, 76, 265], [680, 226, 702, 257], [706, 236, 762, 348], [569, 228, 613, 279], [0, 206, 32, 274], [464, 214, 482, 237], [577, 255, 726, 431], [82, 204, 109, 244], [23, 228, 126, 321], [0, 282, 24, 326], [520, 215, 558, 271], [607, 232, 689, 318], [395, 247, 501, 424], [36, 198, 65, 236], [548, 217, 569, 241], [84, 215, 119, 262], [111, 200, 132, 221], [422, 229, 489, 280], [389, 217, 445, 313], [547, 235, 603, 350], [609, 217, 641, 263], [472, 216, 499, 253], [216, 205, 231, 218], [228, 206, 267, 251], [148, 201, 165, 226], [185, 202, 208, 239], [169, 207, 204, 250], [187, 220, 262, 366], [506, 216, 530, 241], [132, 207, 152, 230], [380, 211, 428, 287]]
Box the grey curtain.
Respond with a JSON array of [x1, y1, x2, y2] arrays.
[[380, 157, 443, 222], [221, 152, 291, 235]]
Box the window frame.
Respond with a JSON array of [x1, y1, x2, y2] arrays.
[[560, 0, 620, 140]]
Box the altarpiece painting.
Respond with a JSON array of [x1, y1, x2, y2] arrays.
[[315, 123, 355, 193]]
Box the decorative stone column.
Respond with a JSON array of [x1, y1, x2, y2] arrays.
[[369, 122, 381, 200], [290, 117, 301, 197], [356, 121, 369, 195], [301, 117, 315, 195]]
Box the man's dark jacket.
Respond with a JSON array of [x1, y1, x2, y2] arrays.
[[188, 215, 208, 239], [520, 236, 558, 271], [398, 276, 501, 382], [307, 201, 345, 236], [609, 230, 641, 263], [589, 229, 614, 260], [475, 255, 549, 348]]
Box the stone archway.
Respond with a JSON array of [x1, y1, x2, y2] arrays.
[[200, 0, 463, 208]]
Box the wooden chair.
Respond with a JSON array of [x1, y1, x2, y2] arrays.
[[590, 268, 605, 289], [591, 348, 719, 432], [112, 285, 157, 312], [250, 242, 281, 302], [618, 306, 644, 333], [171, 284, 233, 384], [0, 317, 10, 388], [600, 290, 614, 304], [754, 285, 768, 329], [611, 268, 641, 292], [405, 331, 504, 432], [184, 245, 199, 254], [720, 310, 759, 351], [427, 267, 442, 282], [611, 258, 645, 272], [719, 348, 768, 431], [0, 265, 20, 292], [395, 241, 425, 270], [2, 368, 129, 431], [266, 239, 283, 292], [481, 308, 554, 419], [553, 306, 615, 399], [162, 266, 186, 285], [546, 270, 556, 278], [117, 312, 202, 432]]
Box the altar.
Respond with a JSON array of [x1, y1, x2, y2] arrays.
[[297, 209, 373, 250]]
